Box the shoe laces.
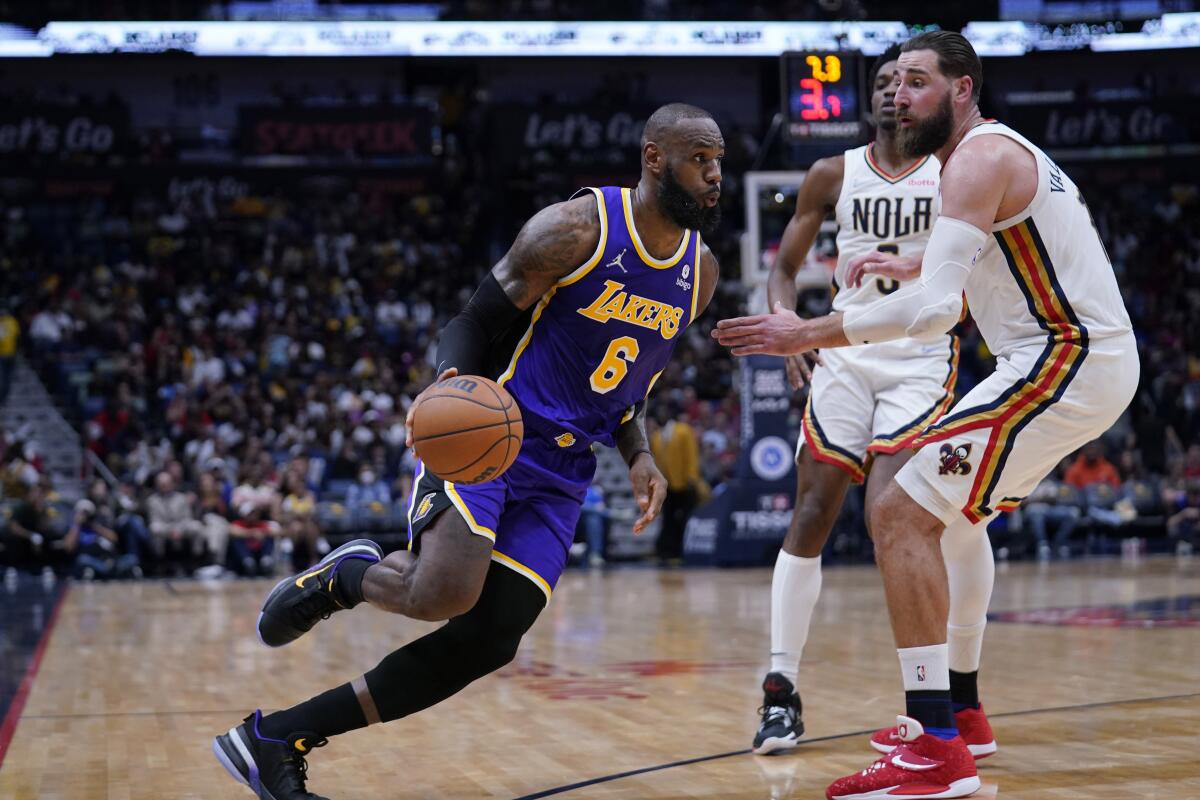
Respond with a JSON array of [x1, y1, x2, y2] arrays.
[[291, 585, 339, 627], [757, 699, 796, 727], [282, 736, 328, 792]]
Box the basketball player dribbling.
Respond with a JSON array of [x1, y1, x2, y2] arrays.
[[717, 31, 1137, 798], [212, 103, 722, 800], [751, 47, 996, 765]]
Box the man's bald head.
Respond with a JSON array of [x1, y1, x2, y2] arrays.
[[642, 103, 716, 146], [638, 102, 723, 236]]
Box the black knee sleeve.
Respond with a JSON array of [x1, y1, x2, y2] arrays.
[[364, 563, 546, 723]]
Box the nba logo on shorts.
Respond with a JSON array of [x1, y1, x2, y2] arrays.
[[916, 665, 926, 682]]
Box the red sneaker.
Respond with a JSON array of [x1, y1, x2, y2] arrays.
[[870, 705, 997, 760], [828, 716, 979, 800]]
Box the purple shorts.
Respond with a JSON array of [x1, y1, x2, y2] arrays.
[[406, 438, 594, 602]]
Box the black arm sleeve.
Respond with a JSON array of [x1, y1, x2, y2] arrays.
[[434, 273, 524, 377]]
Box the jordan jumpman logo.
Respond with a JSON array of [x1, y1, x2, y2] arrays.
[[606, 248, 628, 273]]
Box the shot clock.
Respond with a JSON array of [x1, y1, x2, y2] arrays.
[[781, 51, 864, 144]]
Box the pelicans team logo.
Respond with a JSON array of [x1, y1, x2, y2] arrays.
[[938, 443, 973, 476], [413, 492, 436, 522]]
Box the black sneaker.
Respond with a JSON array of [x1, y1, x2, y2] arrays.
[[212, 710, 330, 800], [752, 672, 804, 755], [256, 539, 382, 647]]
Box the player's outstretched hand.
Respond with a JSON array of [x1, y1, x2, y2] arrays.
[[844, 250, 922, 288], [404, 367, 459, 447], [784, 350, 822, 390], [629, 452, 667, 536], [713, 302, 809, 357]]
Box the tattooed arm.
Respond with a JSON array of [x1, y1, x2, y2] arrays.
[[408, 195, 602, 445], [493, 194, 603, 309], [431, 194, 602, 376]]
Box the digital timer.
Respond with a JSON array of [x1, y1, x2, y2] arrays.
[[781, 50, 863, 143]]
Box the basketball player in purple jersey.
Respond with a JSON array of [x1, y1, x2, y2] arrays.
[[213, 103, 722, 800]]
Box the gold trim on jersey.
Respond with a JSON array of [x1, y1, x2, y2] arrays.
[[863, 143, 930, 184], [621, 187, 692, 269], [496, 189, 610, 388], [557, 187, 610, 287], [689, 233, 702, 321]]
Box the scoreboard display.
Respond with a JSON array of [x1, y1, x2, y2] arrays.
[[781, 51, 864, 143]]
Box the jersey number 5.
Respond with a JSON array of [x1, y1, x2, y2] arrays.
[[875, 244, 900, 295], [591, 336, 640, 394]]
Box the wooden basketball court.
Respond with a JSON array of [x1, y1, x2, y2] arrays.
[[2, 556, 1198, 799]]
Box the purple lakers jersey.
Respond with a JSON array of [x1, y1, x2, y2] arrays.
[[497, 185, 703, 451]]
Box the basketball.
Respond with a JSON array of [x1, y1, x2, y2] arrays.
[[411, 375, 524, 484]]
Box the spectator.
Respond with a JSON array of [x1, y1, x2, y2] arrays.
[[1020, 464, 1083, 560], [650, 405, 702, 565], [346, 464, 391, 513], [1, 444, 40, 501], [0, 303, 17, 407], [229, 464, 280, 576], [1065, 441, 1122, 490], [145, 470, 204, 573], [578, 481, 608, 568], [328, 442, 360, 482], [1066, 442, 1138, 535], [1166, 481, 1199, 556], [64, 499, 140, 580], [86, 477, 151, 562], [2, 482, 52, 573], [194, 471, 230, 578], [281, 471, 325, 569]]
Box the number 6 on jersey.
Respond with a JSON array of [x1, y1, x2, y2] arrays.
[[590, 336, 640, 393]]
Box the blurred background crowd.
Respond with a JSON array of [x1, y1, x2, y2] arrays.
[[1, 1, 1198, 581]]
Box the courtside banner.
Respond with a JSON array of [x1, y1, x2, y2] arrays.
[[736, 355, 796, 485]]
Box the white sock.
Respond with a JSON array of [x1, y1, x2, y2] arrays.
[[897, 643, 950, 692], [769, 551, 821, 686], [941, 517, 994, 673]]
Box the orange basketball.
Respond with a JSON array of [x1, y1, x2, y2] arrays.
[[411, 375, 523, 484]]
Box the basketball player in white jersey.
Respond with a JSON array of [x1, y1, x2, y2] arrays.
[[717, 31, 1136, 798], [752, 47, 997, 765]]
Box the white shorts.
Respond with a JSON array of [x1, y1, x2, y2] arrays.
[[896, 332, 1139, 525], [798, 335, 959, 483]]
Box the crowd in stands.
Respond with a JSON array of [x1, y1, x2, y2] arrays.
[[1, 159, 1197, 578]]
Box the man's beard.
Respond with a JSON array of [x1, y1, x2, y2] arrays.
[[876, 112, 897, 133], [658, 164, 721, 236], [897, 92, 953, 159]]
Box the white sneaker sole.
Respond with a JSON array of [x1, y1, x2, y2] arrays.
[[831, 775, 981, 799], [752, 733, 801, 756]]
